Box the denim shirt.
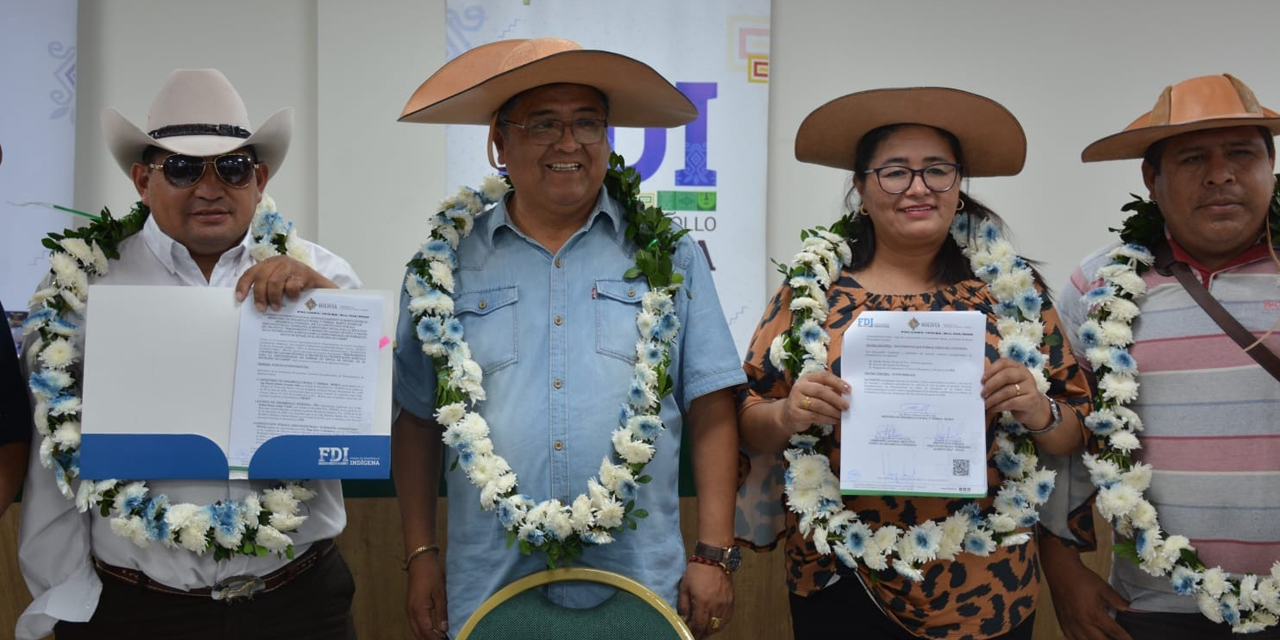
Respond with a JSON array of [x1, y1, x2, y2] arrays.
[[393, 189, 744, 632]]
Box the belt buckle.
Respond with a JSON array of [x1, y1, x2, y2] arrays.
[[211, 575, 266, 603]]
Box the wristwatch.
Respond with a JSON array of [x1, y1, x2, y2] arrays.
[[691, 541, 742, 574], [1026, 397, 1063, 434]]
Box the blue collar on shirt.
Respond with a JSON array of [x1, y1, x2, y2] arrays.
[[140, 215, 252, 276], [477, 187, 626, 248]]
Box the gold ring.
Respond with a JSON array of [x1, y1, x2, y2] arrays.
[[1014, 383, 1022, 396], [802, 395, 812, 410], [710, 616, 722, 631]]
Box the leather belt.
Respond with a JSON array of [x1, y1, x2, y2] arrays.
[[93, 538, 335, 603]]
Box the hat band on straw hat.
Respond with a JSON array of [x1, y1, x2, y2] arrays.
[[149, 124, 252, 140]]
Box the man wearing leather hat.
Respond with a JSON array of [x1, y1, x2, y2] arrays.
[[391, 38, 743, 639], [1041, 74, 1280, 639], [17, 68, 362, 640]]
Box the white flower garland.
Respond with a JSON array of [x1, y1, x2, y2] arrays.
[[26, 196, 319, 560], [407, 175, 684, 565], [1079, 236, 1280, 633], [770, 212, 1056, 581]]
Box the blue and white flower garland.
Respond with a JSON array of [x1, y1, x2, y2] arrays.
[[407, 159, 687, 567], [26, 196, 318, 561], [1080, 184, 1280, 633], [769, 212, 1056, 581]]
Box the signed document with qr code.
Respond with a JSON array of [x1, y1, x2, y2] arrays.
[[838, 310, 987, 498]]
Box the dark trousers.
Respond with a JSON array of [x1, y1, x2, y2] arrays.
[[789, 574, 1035, 640], [55, 547, 357, 640], [1117, 610, 1280, 640]]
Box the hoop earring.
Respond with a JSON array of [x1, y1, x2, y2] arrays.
[[956, 198, 966, 212], [859, 204, 870, 216]]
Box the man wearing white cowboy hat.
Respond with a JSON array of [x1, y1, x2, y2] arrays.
[[390, 38, 743, 639], [17, 68, 361, 640], [1040, 74, 1280, 639]]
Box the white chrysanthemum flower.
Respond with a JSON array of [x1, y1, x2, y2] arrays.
[[112, 482, 149, 515], [405, 273, 427, 298], [1129, 499, 1158, 530], [428, 261, 455, 293], [39, 338, 79, 369], [62, 289, 87, 314], [111, 515, 151, 548], [570, 495, 595, 533], [1120, 464, 1153, 492], [987, 513, 1018, 533], [437, 224, 461, 249], [799, 359, 827, 377], [768, 335, 787, 370], [1105, 297, 1141, 322], [266, 511, 304, 532], [611, 429, 655, 465], [89, 242, 110, 274], [433, 403, 466, 428], [788, 486, 821, 515], [599, 459, 634, 494], [1100, 372, 1140, 403], [595, 498, 625, 529], [893, 558, 925, 582], [38, 436, 54, 468], [285, 236, 311, 265], [1100, 321, 1134, 347], [481, 175, 510, 202], [811, 525, 831, 555], [52, 421, 80, 449], [1097, 484, 1141, 520], [1030, 366, 1050, 395], [991, 270, 1035, 301], [75, 480, 99, 512], [788, 455, 829, 492], [806, 342, 828, 364], [1111, 270, 1148, 296], [1001, 532, 1032, 547], [636, 310, 657, 340], [1109, 431, 1141, 453], [49, 251, 81, 286], [790, 296, 829, 317], [255, 524, 293, 552], [240, 495, 263, 527], [1198, 592, 1226, 623], [60, 238, 94, 267], [1202, 567, 1230, 599], [1109, 244, 1156, 265], [479, 473, 517, 509], [1112, 405, 1144, 431]]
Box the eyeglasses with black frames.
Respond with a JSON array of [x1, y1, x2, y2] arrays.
[[862, 162, 962, 195]]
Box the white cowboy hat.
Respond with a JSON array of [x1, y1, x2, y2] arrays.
[[102, 68, 292, 176], [398, 38, 696, 127]]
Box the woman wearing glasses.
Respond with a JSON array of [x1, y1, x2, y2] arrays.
[[736, 88, 1091, 639]]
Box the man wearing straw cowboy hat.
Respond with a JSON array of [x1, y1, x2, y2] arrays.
[[1041, 74, 1280, 639], [391, 38, 743, 639], [17, 69, 361, 640]]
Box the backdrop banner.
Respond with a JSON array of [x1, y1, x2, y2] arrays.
[[443, 0, 770, 355], [0, 0, 78, 349]]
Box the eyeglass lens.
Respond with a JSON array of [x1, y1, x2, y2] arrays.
[[161, 154, 256, 188]]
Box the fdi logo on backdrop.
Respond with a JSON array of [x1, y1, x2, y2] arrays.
[[318, 447, 350, 465]]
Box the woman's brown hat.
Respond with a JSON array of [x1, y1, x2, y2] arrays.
[[794, 87, 1026, 177], [399, 38, 696, 128], [1082, 74, 1280, 163]]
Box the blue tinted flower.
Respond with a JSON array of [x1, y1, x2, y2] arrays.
[[975, 264, 1001, 280], [497, 499, 520, 528], [208, 502, 241, 536], [633, 416, 664, 441], [979, 220, 1001, 245], [23, 308, 55, 333], [616, 478, 639, 502], [416, 317, 443, 343], [1107, 348, 1136, 373], [1134, 528, 1152, 557], [457, 448, 476, 469], [799, 323, 824, 346], [627, 381, 647, 407], [1026, 352, 1047, 370], [144, 497, 171, 540], [618, 404, 635, 426], [1085, 413, 1119, 436], [1016, 290, 1042, 317], [845, 528, 868, 554], [639, 342, 665, 367], [443, 318, 465, 343], [1170, 566, 1199, 595], [655, 313, 679, 342], [1033, 478, 1054, 502], [1222, 601, 1241, 627], [422, 240, 457, 268], [29, 370, 66, 399], [1084, 286, 1116, 305], [519, 526, 546, 546], [996, 300, 1019, 317], [1017, 511, 1040, 527], [1002, 342, 1033, 365], [582, 530, 612, 545], [1078, 324, 1102, 350]]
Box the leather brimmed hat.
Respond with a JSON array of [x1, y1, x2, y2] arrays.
[[102, 68, 292, 176], [795, 87, 1026, 177], [399, 38, 696, 127], [1082, 74, 1280, 163]]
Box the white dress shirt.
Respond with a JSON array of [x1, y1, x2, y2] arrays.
[[16, 216, 362, 639]]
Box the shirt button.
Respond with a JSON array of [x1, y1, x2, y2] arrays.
[[553, 378, 563, 389], [554, 440, 564, 451], [555, 259, 562, 268], [554, 316, 563, 326], [627, 288, 635, 297], [478, 300, 487, 310]]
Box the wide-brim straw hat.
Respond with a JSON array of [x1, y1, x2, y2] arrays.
[[102, 68, 292, 177], [795, 87, 1026, 178], [1083, 74, 1280, 162], [399, 38, 696, 127]]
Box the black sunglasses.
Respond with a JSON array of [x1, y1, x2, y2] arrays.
[[149, 153, 259, 189]]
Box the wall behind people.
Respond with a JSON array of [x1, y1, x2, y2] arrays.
[[71, 0, 1280, 294]]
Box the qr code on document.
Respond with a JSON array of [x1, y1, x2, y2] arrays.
[[952, 459, 969, 476]]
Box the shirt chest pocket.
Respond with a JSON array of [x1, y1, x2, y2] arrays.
[[454, 286, 519, 374], [595, 279, 650, 364]]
